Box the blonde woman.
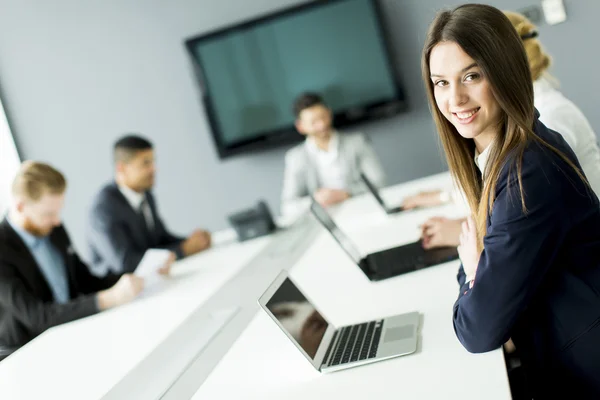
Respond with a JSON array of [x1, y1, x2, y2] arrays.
[[506, 10, 600, 195], [422, 4, 600, 398]]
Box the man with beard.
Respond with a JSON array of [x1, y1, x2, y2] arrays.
[[0, 162, 145, 356]]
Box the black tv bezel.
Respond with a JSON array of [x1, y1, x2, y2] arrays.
[[184, 0, 407, 159]]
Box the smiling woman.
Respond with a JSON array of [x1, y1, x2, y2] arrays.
[[421, 3, 600, 399], [0, 94, 21, 215], [429, 47, 502, 155]]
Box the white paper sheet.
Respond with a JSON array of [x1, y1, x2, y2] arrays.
[[134, 249, 172, 291]]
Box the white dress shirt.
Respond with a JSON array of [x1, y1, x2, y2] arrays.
[[119, 185, 155, 231], [534, 75, 600, 196], [474, 142, 493, 179], [305, 132, 347, 190]]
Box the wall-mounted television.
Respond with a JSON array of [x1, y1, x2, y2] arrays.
[[185, 0, 406, 159]]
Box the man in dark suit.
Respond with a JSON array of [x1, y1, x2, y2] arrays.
[[0, 162, 147, 356], [86, 135, 211, 277]]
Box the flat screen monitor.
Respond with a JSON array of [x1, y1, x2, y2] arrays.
[[185, 0, 406, 158]]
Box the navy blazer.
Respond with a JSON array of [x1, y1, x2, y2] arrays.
[[453, 117, 600, 398], [86, 183, 185, 277], [0, 220, 119, 349]]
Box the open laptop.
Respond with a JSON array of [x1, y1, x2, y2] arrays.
[[309, 199, 459, 281], [258, 271, 419, 373], [360, 172, 404, 214]]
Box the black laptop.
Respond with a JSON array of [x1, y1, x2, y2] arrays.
[[360, 172, 404, 214], [310, 199, 459, 281]]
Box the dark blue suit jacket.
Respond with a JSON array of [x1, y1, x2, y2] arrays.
[[453, 117, 600, 398], [86, 183, 184, 277]]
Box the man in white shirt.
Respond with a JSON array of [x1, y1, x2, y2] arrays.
[[86, 135, 211, 276], [280, 92, 386, 214]]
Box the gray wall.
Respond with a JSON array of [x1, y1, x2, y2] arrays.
[[0, 0, 597, 256]]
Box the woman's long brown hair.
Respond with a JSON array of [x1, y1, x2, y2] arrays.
[[421, 4, 588, 249]]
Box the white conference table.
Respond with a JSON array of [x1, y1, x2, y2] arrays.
[[0, 172, 511, 399], [191, 173, 512, 400]]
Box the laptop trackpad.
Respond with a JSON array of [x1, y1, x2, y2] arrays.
[[384, 325, 414, 343]]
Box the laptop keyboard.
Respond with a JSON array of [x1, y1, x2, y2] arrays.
[[324, 320, 384, 366]]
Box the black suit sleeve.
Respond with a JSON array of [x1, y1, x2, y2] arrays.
[[59, 227, 120, 294], [154, 214, 185, 258], [0, 260, 99, 338], [88, 205, 147, 274], [73, 250, 120, 294], [148, 194, 185, 258]]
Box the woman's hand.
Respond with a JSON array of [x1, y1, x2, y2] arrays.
[[458, 216, 481, 283]]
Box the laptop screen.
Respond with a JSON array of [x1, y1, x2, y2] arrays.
[[309, 200, 362, 265], [266, 277, 329, 359], [360, 172, 386, 207]]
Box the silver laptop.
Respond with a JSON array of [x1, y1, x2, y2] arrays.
[[258, 271, 420, 373]]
